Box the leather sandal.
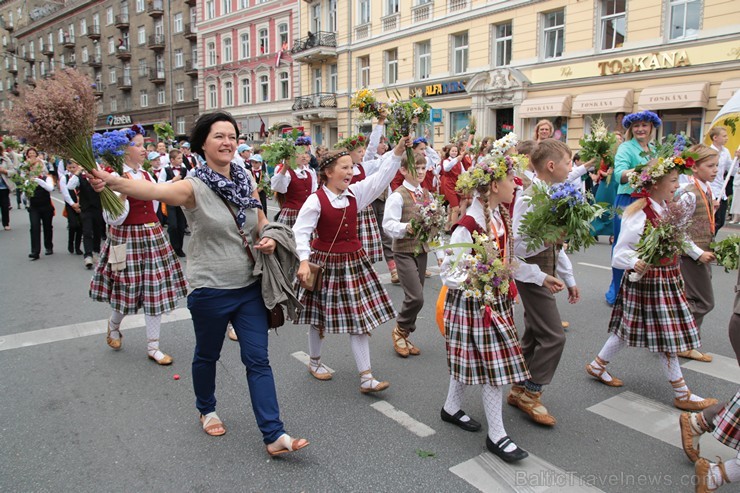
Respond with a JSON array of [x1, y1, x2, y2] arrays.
[[106, 321, 122, 350], [507, 385, 524, 407], [266, 433, 310, 457], [585, 356, 624, 387], [308, 357, 332, 381], [679, 412, 703, 463], [200, 413, 226, 437], [678, 349, 713, 362], [392, 326, 410, 358], [515, 389, 557, 426], [696, 457, 731, 493], [405, 338, 421, 356], [390, 269, 400, 284], [672, 378, 718, 411], [359, 369, 389, 393]]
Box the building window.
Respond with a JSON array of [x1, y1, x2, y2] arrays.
[[329, 64, 338, 92], [157, 88, 166, 105], [241, 77, 251, 104], [494, 22, 512, 66], [313, 67, 322, 93], [136, 0, 144, 13], [48, 32, 54, 49], [415, 40, 430, 80], [192, 79, 199, 100], [138, 58, 147, 77], [259, 74, 269, 102], [173, 13, 183, 33], [328, 0, 337, 32], [224, 80, 233, 106], [80, 18, 87, 36], [81, 46, 88, 63], [174, 49, 183, 68], [176, 117, 186, 135], [109, 68, 117, 83], [358, 0, 370, 24], [358, 56, 370, 87], [660, 109, 703, 140], [138, 26, 146, 45], [207, 42, 216, 66], [669, 0, 700, 40], [279, 72, 289, 99], [600, 0, 625, 50], [450, 110, 471, 140], [140, 90, 148, 107], [385, 49, 398, 85], [240, 0, 248, 8], [278, 23, 288, 48], [311, 4, 321, 32], [208, 83, 217, 108], [223, 37, 233, 63], [110, 96, 117, 112], [176, 82, 185, 102], [258, 28, 268, 54], [205, 0, 215, 19], [452, 32, 468, 74], [240, 32, 250, 59], [106, 7, 114, 25], [543, 10, 565, 59], [222, 0, 232, 15], [385, 0, 399, 14], [192, 46, 198, 66], [108, 37, 115, 54]]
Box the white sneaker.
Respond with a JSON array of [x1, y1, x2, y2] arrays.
[[84, 256, 94, 269]]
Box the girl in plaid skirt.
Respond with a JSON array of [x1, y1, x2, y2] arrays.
[[294, 138, 408, 394], [586, 158, 717, 412], [90, 126, 187, 365], [271, 146, 317, 228], [439, 155, 531, 463]]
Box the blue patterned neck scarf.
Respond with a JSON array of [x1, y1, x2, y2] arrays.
[[195, 162, 262, 228]]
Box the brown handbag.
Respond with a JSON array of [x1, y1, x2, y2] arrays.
[[219, 196, 285, 329], [299, 207, 346, 292]]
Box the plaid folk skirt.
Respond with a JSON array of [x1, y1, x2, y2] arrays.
[[276, 207, 300, 229], [713, 390, 740, 451], [358, 206, 383, 263], [444, 289, 530, 386], [90, 222, 188, 316], [296, 249, 396, 334], [608, 264, 699, 353]]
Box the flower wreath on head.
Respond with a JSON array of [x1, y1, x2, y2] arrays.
[[622, 111, 662, 129], [123, 124, 146, 144], [456, 153, 526, 194], [629, 155, 694, 192], [295, 135, 312, 147], [319, 150, 350, 170], [334, 134, 366, 151]]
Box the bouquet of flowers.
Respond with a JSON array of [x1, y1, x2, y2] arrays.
[[92, 130, 130, 175], [467, 116, 477, 136], [489, 133, 519, 157], [262, 131, 305, 171], [519, 181, 604, 252], [628, 201, 691, 281], [10, 160, 47, 197], [350, 88, 386, 120], [710, 235, 740, 272], [386, 91, 431, 178], [579, 117, 618, 183], [6, 69, 124, 215], [407, 194, 447, 255], [257, 170, 272, 197], [153, 122, 174, 144], [2, 136, 21, 151]]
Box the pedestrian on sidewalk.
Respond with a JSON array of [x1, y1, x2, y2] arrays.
[[59, 160, 83, 255], [66, 161, 106, 269], [0, 144, 16, 230], [24, 149, 55, 260]]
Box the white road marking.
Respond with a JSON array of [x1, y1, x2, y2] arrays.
[[450, 450, 606, 493], [370, 400, 436, 437], [682, 354, 740, 385], [291, 350, 336, 374], [587, 391, 736, 460], [0, 308, 192, 352], [578, 262, 611, 271]]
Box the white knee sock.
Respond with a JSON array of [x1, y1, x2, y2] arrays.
[[481, 385, 518, 452], [590, 334, 628, 383], [145, 314, 164, 359], [308, 327, 329, 376], [707, 452, 740, 488], [443, 376, 470, 422], [108, 311, 125, 339], [350, 334, 383, 389], [658, 353, 705, 402]]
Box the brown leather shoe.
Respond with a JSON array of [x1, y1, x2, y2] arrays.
[[390, 269, 400, 284], [695, 458, 730, 493], [679, 412, 702, 463], [515, 389, 557, 426], [308, 357, 333, 381], [392, 326, 410, 357], [507, 385, 524, 407], [406, 338, 421, 356], [678, 349, 713, 362], [106, 322, 122, 350], [585, 357, 624, 387], [674, 395, 718, 412]]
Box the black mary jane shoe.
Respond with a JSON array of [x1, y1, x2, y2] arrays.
[[486, 436, 529, 463], [440, 409, 482, 432]]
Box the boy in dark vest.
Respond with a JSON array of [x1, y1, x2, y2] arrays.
[[382, 154, 431, 357], [509, 139, 581, 426]]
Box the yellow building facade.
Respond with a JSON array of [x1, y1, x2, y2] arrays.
[[291, 0, 740, 149]]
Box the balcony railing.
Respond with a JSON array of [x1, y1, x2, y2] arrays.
[[87, 24, 101, 39], [86, 56, 102, 68], [291, 31, 336, 54], [42, 46, 54, 56], [115, 48, 131, 60], [449, 0, 468, 13], [354, 23, 371, 41], [412, 2, 433, 23], [381, 12, 400, 32], [7, 65, 17, 74], [183, 23, 197, 40], [147, 34, 165, 50], [147, 0, 164, 17], [148, 68, 166, 83], [62, 35, 75, 48], [184, 60, 198, 76], [24, 76, 36, 86], [6, 41, 16, 53], [117, 76, 132, 90], [292, 92, 337, 113], [10, 87, 19, 96], [114, 14, 129, 28], [92, 82, 105, 95]]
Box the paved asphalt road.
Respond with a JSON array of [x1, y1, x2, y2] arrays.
[[1, 192, 739, 493]]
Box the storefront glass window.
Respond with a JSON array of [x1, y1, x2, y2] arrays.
[[659, 109, 703, 140], [528, 117, 568, 142], [450, 110, 471, 141]]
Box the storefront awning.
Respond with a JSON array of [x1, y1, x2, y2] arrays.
[[518, 95, 572, 118], [717, 79, 740, 106], [637, 82, 709, 111], [572, 89, 633, 116]]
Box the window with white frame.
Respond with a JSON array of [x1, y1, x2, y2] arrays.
[[110, 96, 117, 112], [278, 23, 288, 47], [93, 13, 100, 30], [222, 0, 232, 15], [48, 33, 53, 48], [415, 40, 430, 80], [452, 32, 468, 74], [80, 18, 87, 35], [385, 48, 398, 84], [258, 28, 268, 54], [224, 80, 233, 106], [259, 74, 269, 102], [190, 6, 197, 25], [311, 4, 321, 32], [154, 20, 163, 36], [106, 7, 114, 25], [29, 40, 35, 58], [120, 0, 128, 15], [140, 90, 148, 107], [81, 46, 89, 63], [157, 88, 165, 105], [176, 82, 185, 101], [122, 31, 130, 48], [192, 46, 198, 66], [174, 13, 183, 33], [223, 38, 232, 63], [39, 61, 45, 76], [328, 0, 337, 32], [108, 37, 115, 54], [136, 0, 144, 13], [494, 22, 512, 66], [176, 116, 186, 135], [138, 26, 146, 45], [208, 83, 217, 108], [109, 68, 117, 83], [358, 0, 370, 24], [207, 41, 216, 66], [138, 58, 147, 76], [385, 0, 399, 14], [329, 63, 338, 92], [192, 79, 199, 100], [542, 10, 564, 59], [58, 29, 64, 43], [123, 94, 131, 110], [278, 72, 289, 99], [669, 0, 700, 40], [205, 0, 215, 20], [240, 32, 250, 59], [38, 36, 44, 52], [358, 56, 370, 87], [600, 0, 625, 50], [174, 49, 183, 68], [313, 67, 322, 93], [240, 0, 248, 8], [241, 77, 251, 104]]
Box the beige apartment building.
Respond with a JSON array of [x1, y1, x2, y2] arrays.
[[0, 0, 199, 139], [292, 0, 740, 149]]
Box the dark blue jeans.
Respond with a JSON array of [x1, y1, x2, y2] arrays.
[[187, 282, 284, 444], [605, 193, 637, 305]]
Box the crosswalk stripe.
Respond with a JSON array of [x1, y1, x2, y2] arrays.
[[370, 400, 436, 437], [587, 391, 736, 460], [682, 354, 740, 385], [578, 262, 612, 271], [291, 350, 336, 374], [0, 308, 192, 352], [450, 450, 606, 493]]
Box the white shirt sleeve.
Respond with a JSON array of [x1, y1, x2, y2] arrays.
[[363, 124, 384, 164], [292, 194, 321, 262], [103, 199, 130, 226], [382, 191, 407, 239], [59, 175, 74, 205], [443, 157, 460, 172], [567, 164, 589, 185], [677, 191, 704, 260], [612, 210, 645, 270], [425, 147, 441, 169], [270, 165, 291, 193], [440, 224, 473, 289], [34, 176, 55, 192], [556, 249, 576, 288], [308, 168, 318, 192], [349, 152, 402, 210], [360, 156, 382, 177], [66, 175, 80, 190], [512, 194, 547, 286]]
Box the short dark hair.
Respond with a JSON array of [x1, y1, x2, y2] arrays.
[[531, 139, 572, 172], [189, 111, 239, 158]]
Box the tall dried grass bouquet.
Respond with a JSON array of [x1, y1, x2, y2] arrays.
[[6, 69, 124, 215]]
